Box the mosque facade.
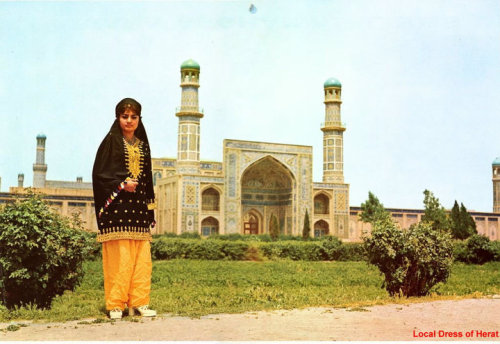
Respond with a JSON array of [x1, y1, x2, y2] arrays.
[[151, 59, 349, 238], [1, 59, 499, 241]]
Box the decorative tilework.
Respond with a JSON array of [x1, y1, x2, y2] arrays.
[[228, 154, 236, 197], [336, 193, 346, 211], [225, 140, 312, 154], [182, 181, 199, 209], [186, 214, 194, 231], [185, 185, 196, 204]]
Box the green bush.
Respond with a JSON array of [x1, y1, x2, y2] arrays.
[[151, 237, 192, 259], [187, 240, 225, 260], [151, 238, 250, 261], [0, 192, 94, 308], [363, 221, 453, 297], [80, 232, 101, 261], [491, 240, 500, 261], [207, 233, 273, 242], [321, 236, 343, 260], [452, 240, 468, 263], [338, 243, 367, 261], [179, 232, 201, 239], [207, 233, 244, 241], [152, 232, 178, 239], [220, 241, 249, 260], [465, 235, 495, 264], [150, 235, 367, 262]]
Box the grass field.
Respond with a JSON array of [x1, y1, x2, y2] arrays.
[[1, 260, 499, 322]]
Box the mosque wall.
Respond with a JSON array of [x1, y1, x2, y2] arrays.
[[222, 139, 313, 236]]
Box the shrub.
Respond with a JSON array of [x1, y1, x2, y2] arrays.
[[151, 238, 250, 261], [321, 236, 343, 260], [338, 243, 367, 261], [151, 237, 192, 260], [465, 235, 495, 264], [491, 240, 500, 261], [452, 240, 468, 263], [179, 232, 201, 239], [150, 236, 368, 262], [0, 192, 94, 308], [278, 234, 306, 241], [152, 232, 178, 239], [220, 241, 249, 260], [207, 233, 245, 241], [79, 231, 101, 261], [363, 221, 453, 297], [187, 240, 225, 260]]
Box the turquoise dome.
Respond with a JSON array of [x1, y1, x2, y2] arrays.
[[181, 59, 200, 70], [324, 77, 342, 88], [493, 157, 500, 166], [36, 133, 46, 139]]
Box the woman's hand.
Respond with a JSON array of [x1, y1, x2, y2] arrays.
[[124, 179, 138, 192]]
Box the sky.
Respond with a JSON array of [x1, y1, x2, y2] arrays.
[[1, 0, 500, 212]]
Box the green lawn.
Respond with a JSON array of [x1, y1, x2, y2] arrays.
[[1, 260, 499, 322]]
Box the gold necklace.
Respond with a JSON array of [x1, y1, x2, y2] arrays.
[[123, 137, 142, 179]]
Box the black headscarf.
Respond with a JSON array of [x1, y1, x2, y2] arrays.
[[92, 98, 154, 219]]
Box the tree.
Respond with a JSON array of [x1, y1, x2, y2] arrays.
[[363, 220, 453, 297], [450, 201, 461, 235], [269, 214, 279, 241], [421, 190, 451, 232], [450, 201, 477, 239], [359, 191, 391, 224], [460, 203, 477, 237], [0, 191, 94, 308], [302, 209, 311, 240]]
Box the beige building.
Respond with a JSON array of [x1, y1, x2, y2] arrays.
[[153, 59, 349, 238], [1, 59, 499, 241], [349, 207, 499, 242], [492, 158, 500, 213], [0, 133, 96, 232]]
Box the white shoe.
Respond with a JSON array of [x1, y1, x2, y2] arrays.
[[109, 308, 123, 319], [130, 305, 156, 317]]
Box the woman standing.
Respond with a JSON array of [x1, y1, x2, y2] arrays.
[[92, 98, 156, 319]]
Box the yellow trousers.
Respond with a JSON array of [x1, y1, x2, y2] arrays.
[[102, 239, 152, 311]]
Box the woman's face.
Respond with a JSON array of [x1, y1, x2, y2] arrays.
[[119, 108, 139, 136]]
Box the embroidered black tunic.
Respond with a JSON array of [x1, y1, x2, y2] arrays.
[[92, 119, 155, 243]]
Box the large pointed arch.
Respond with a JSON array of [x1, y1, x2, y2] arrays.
[[241, 155, 295, 235]]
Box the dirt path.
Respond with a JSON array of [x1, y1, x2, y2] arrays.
[[1, 298, 499, 341]]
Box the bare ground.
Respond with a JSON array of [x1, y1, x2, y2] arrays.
[[1, 298, 499, 341]]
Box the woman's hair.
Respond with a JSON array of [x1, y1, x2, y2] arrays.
[[115, 98, 142, 118]]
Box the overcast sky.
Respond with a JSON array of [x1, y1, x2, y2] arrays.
[[1, 0, 500, 212]]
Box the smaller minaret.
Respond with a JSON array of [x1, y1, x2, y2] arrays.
[[33, 134, 47, 188], [18, 173, 24, 188], [321, 77, 345, 183], [493, 158, 500, 212], [176, 59, 203, 173]]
